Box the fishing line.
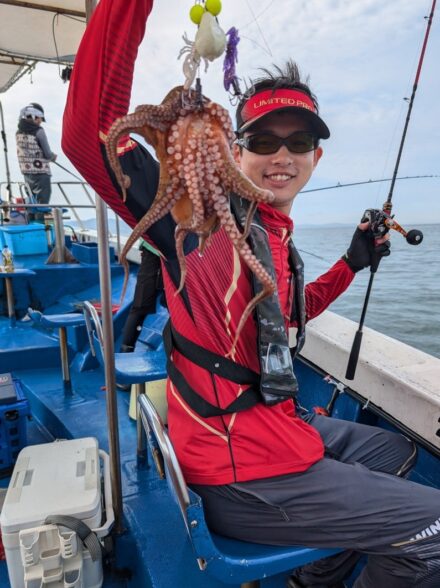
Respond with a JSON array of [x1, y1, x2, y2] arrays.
[[296, 249, 330, 263], [300, 174, 439, 194], [240, 1, 277, 31], [53, 160, 84, 182], [244, 0, 273, 57], [238, 34, 274, 58]]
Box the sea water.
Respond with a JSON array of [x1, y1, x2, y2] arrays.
[[96, 218, 439, 359], [295, 223, 440, 358]]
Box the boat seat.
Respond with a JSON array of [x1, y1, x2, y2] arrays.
[[138, 394, 342, 587], [82, 301, 167, 462], [27, 308, 86, 392], [138, 303, 169, 351]]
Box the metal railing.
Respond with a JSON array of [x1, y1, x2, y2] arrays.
[[0, 180, 96, 229], [0, 180, 122, 255], [0, 179, 125, 529]]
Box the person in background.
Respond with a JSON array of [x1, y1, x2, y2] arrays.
[[62, 1, 440, 586], [117, 239, 165, 390], [120, 240, 164, 353], [16, 103, 57, 221]]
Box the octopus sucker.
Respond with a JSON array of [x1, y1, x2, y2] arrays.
[[106, 86, 276, 355]]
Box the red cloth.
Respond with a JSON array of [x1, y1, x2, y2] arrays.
[[62, 0, 355, 485], [0, 530, 5, 560]]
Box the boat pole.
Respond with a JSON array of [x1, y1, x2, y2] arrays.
[[86, 0, 124, 533], [0, 100, 12, 221], [345, 0, 436, 380]]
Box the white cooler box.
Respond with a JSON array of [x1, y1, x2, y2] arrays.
[[0, 438, 114, 588]]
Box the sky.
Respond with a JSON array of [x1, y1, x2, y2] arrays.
[[0, 0, 439, 227]]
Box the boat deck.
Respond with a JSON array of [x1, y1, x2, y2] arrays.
[[1, 231, 440, 587], [0, 243, 235, 587]]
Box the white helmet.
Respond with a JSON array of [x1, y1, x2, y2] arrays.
[[20, 103, 46, 122]]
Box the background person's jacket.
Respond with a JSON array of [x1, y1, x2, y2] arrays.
[[16, 118, 55, 175]]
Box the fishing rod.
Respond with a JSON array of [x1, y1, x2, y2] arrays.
[[53, 159, 85, 182], [345, 0, 436, 381], [300, 174, 439, 194], [0, 100, 13, 220]]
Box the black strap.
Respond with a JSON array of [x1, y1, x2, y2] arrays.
[[44, 515, 103, 562], [288, 239, 306, 359], [164, 321, 260, 385], [163, 321, 262, 418]]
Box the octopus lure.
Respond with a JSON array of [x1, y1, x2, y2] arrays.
[[105, 86, 276, 356]]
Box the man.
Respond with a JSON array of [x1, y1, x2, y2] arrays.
[[62, 1, 440, 586], [16, 103, 57, 221]]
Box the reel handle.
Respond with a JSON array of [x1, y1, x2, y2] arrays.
[[361, 209, 424, 245], [384, 218, 424, 245], [405, 229, 423, 245]]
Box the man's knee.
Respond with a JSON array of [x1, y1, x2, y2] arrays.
[[393, 435, 417, 478], [369, 429, 417, 477]]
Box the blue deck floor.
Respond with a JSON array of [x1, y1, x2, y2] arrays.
[[0, 236, 400, 587], [0, 364, 245, 588]]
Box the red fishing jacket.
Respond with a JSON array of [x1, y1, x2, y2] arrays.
[[62, 0, 354, 485]]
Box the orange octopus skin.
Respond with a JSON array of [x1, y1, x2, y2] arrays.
[[105, 87, 276, 357]]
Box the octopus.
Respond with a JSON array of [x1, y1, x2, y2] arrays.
[[105, 86, 276, 357]]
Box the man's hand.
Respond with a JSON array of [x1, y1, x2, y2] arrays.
[[343, 219, 390, 273]]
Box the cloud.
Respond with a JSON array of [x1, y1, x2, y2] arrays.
[[0, 0, 438, 225]]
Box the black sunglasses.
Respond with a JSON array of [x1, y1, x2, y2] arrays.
[[236, 131, 319, 155]]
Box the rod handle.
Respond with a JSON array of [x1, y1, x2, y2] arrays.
[[345, 330, 363, 380]]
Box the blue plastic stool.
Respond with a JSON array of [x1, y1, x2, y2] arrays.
[[82, 301, 167, 463], [138, 394, 342, 587], [27, 308, 85, 392]]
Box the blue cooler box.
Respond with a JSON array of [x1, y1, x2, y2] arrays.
[[0, 374, 30, 473], [71, 241, 115, 264], [1, 224, 49, 256]]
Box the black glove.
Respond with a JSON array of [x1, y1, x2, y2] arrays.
[[342, 227, 390, 273]]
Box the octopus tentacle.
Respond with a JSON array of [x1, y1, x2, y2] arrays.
[[174, 224, 191, 294], [106, 113, 173, 201], [119, 181, 182, 302], [219, 147, 274, 205], [105, 112, 147, 201], [240, 200, 258, 243], [198, 203, 217, 250], [218, 202, 276, 358]]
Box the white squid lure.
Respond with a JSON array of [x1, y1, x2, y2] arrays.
[[179, 11, 227, 90]]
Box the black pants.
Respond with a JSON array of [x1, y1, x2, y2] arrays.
[[121, 247, 163, 350], [192, 415, 440, 587]]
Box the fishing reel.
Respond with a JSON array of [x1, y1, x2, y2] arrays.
[[361, 208, 423, 245]]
